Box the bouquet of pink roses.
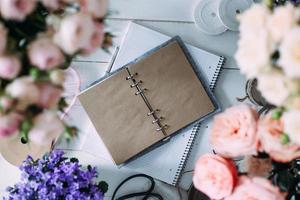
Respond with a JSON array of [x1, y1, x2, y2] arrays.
[[193, 1, 300, 199], [0, 0, 110, 146]]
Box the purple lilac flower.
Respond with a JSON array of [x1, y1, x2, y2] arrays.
[[4, 150, 108, 200]]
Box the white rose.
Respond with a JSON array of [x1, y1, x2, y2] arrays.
[[268, 4, 299, 43], [0, 0, 36, 21], [235, 31, 272, 78], [54, 13, 94, 54], [79, 0, 108, 18], [28, 111, 64, 146], [282, 110, 300, 145], [0, 23, 7, 54], [239, 4, 270, 34], [278, 28, 300, 78], [257, 71, 290, 106], [5, 77, 39, 110]]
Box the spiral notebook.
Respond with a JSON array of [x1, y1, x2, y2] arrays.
[[79, 37, 220, 165], [81, 23, 225, 185]]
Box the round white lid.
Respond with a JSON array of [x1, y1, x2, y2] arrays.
[[194, 0, 227, 35], [218, 0, 253, 31]]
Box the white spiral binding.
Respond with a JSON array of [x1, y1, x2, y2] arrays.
[[172, 56, 225, 186]]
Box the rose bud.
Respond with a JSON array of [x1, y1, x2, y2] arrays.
[[0, 55, 22, 80], [0, 0, 36, 21], [28, 38, 65, 70]]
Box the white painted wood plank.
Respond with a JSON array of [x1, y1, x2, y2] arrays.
[[79, 19, 239, 69], [108, 0, 197, 21], [179, 69, 247, 190], [137, 21, 238, 68]]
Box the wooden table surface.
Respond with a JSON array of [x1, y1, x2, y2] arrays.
[[0, 0, 247, 199]]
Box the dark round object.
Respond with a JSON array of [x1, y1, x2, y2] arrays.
[[188, 185, 210, 200]]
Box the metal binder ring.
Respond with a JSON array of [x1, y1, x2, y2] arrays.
[[147, 109, 160, 116], [130, 80, 142, 88], [156, 124, 168, 132], [135, 88, 147, 95], [125, 73, 138, 80], [152, 117, 164, 124]]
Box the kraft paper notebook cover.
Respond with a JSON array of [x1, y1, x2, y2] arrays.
[[78, 37, 220, 165]]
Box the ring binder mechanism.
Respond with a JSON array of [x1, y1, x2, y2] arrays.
[[125, 68, 168, 136]]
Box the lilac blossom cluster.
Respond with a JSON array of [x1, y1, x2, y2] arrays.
[[5, 150, 108, 200]]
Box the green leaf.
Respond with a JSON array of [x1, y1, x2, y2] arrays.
[[280, 133, 290, 145], [271, 108, 284, 120]]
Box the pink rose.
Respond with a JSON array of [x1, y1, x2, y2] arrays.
[[0, 0, 36, 21], [28, 38, 64, 70], [258, 113, 300, 162], [5, 77, 39, 111], [82, 22, 104, 54], [193, 154, 238, 200], [41, 0, 62, 10], [54, 13, 94, 54], [0, 23, 7, 54], [28, 111, 65, 146], [0, 112, 23, 137], [210, 104, 259, 157], [79, 0, 108, 18], [37, 83, 62, 109], [0, 55, 21, 80], [225, 176, 285, 200]]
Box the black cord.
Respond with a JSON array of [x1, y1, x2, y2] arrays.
[[111, 174, 163, 200]]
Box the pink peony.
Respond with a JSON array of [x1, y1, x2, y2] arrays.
[[82, 22, 104, 54], [79, 0, 108, 18], [0, 55, 21, 80], [225, 176, 285, 200], [54, 13, 94, 54], [0, 112, 23, 137], [193, 154, 238, 200], [0, 23, 7, 54], [210, 104, 259, 158], [28, 111, 65, 146], [28, 38, 64, 70], [258, 113, 300, 162], [5, 77, 39, 111], [37, 83, 62, 109], [0, 0, 37, 21]]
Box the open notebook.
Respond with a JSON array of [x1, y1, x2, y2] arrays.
[[81, 23, 225, 185], [79, 37, 219, 165]]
